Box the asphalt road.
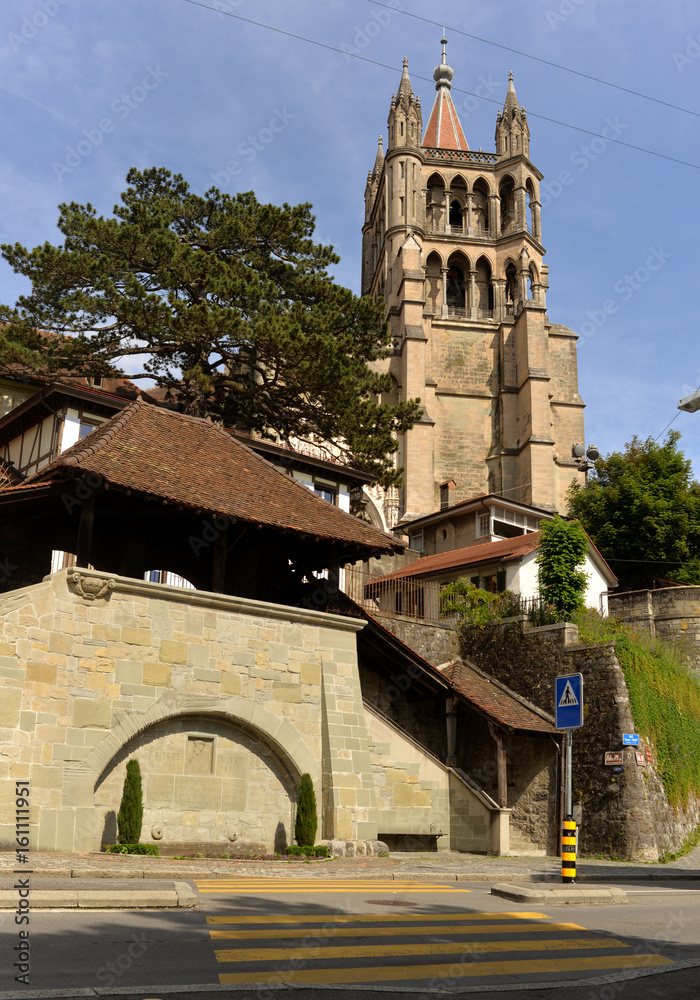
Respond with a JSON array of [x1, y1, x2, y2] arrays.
[[2, 879, 700, 998]]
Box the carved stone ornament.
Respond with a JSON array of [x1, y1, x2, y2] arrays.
[[67, 571, 116, 602]]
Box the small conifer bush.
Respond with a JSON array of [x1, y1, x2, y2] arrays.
[[117, 759, 144, 845], [294, 773, 317, 847]]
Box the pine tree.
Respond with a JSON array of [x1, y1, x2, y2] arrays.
[[0, 167, 421, 487], [117, 759, 144, 845], [294, 773, 317, 847]]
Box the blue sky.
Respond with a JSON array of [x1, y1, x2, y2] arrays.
[[2, 0, 700, 478]]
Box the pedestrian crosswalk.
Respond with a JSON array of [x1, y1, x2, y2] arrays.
[[204, 909, 672, 986], [195, 878, 467, 893]]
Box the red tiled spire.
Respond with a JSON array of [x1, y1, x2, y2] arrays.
[[422, 36, 468, 151]]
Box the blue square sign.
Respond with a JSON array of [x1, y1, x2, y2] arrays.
[[555, 673, 584, 729]]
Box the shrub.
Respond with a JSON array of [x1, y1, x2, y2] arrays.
[[294, 773, 318, 847], [105, 843, 159, 856], [536, 517, 589, 617], [285, 844, 329, 858], [117, 759, 143, 845]]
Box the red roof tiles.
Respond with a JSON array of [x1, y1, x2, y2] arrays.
[[442, 659, 557, 734], [423, 90, 469, 151], [376, 533, 541, 582]]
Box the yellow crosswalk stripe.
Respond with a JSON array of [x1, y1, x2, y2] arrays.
[[210, 920, 584, 939], [218, 953, 672, 985], [206, 911, 550, 924], [214, 936, 628, 962]]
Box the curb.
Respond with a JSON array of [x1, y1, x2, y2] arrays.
[[0, 880, 197, 909], [491, 881, 629, 905]]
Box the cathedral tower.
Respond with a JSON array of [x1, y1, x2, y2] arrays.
[[362, 42, 585, 524]]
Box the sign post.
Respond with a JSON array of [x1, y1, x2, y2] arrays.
[[555, 673, 583, 883]]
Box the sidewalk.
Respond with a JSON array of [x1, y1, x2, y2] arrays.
[[1, 843, 699, 908]]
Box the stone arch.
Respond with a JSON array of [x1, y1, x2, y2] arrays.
[[446, 251, 470, 314], [84, 691, 320, 852], [499, 175, 516, 234], [475, 255, 494, 317], [85, 689, 320, 786], [426, 172, 445, 232], [472, 177, 490, 234], [425, 250, 443, 314]]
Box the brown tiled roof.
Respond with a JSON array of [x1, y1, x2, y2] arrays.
[[376, 533, 541, 582], [18, 398, 402, 555], [442, 660, 557, 734], [423, 89, 469, 151]]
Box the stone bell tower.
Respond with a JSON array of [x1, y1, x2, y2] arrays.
[[362, 41, 585, 525]]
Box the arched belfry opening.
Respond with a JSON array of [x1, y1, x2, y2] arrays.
[[446, 253, 469, 316], [499, 176, 516, 234]]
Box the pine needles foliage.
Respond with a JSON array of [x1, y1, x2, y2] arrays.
[[117, 759, 144, 845], [294, 773, 317, 847]]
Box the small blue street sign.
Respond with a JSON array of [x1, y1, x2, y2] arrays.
[[623, 734, 640, 746], [555, 673, 584, 730]]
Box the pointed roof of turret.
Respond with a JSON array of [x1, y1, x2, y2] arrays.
[[422, 37, 468, 151], [372, 135, 384, 177], [396, 57, 414, 102], [503, 70, 521, 118]]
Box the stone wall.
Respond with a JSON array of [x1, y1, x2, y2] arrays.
[[369, 614, 458, 667], [0, 568, 375, 853], [609, 587, 700, 670], [459, 619, 700, 860]]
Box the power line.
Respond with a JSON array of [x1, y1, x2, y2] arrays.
[[368, 0, 700, 121], [176, 0, 700, 171]]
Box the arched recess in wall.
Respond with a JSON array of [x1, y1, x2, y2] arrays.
[[526, 179, 536, 235], [499, 176, 516, 234], [504, 259, 518, 314], [475, 256, 494, 318], [528, 262, 539, 301], [426, 172, 445, 232], [450, 175, 467, 231], [425, 250, 443, 314], [446, 251, 470, 315], [472, 177, 490, 234], [84, 693, 320, 851]]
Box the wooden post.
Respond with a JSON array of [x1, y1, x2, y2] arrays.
[[488, 721, 508, 808], [76, 496, 94, 568], [212, 523, 228, 593]]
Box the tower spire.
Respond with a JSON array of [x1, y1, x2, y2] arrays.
[[386, 56, 422, 151], [422, 36, 468, 151], [496, 70, 530, 158]]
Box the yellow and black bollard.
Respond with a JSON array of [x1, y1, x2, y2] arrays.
[[561, 819, 576, 882]]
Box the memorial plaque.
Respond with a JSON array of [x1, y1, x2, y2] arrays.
[[185, 736, 214, 775]]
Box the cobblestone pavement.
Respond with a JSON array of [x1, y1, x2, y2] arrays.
[[2, 843, 699, 881]]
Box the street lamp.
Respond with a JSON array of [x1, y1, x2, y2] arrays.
[[678, 390, 700, 413], [572, 443, 599, 485]]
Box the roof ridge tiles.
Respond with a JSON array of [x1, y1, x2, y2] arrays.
[[58, 397, 144, 470]]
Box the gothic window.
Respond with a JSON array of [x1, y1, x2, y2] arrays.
[[526, 180, 535, 234], [499, 177, 516, 234], [449, 200, 463, 230], [473, 179, 490, 233], [425, 252, 442, 314], [446, 265, 466, 311], [505, 261, 518, 314], [475, 256, 493, 318]]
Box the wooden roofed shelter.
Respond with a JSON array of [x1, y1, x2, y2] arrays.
[[0, 398, 403, 605]]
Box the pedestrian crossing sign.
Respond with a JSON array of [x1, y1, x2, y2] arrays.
[[555, 673, 584, 729]]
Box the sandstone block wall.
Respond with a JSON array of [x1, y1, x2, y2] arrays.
[[0, 568, 370, 853], [609, 587, 700, 670]]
